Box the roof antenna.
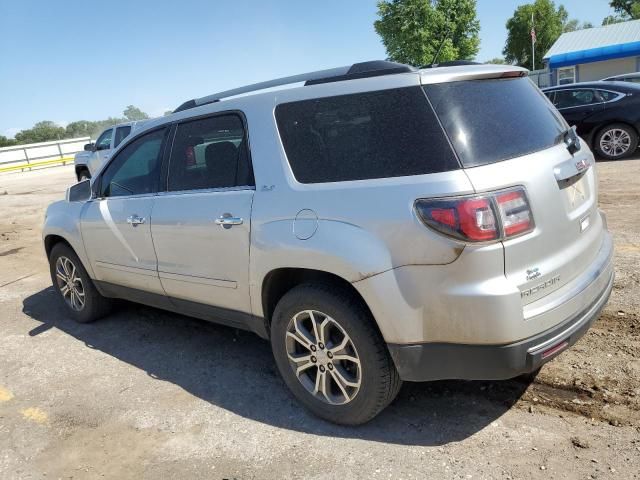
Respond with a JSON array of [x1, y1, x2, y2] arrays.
[[430, 25, 451, 67]]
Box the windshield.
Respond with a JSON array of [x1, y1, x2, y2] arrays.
[[424, 77, 567, 167]]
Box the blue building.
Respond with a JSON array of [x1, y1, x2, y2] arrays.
[[544, 19, 640, 85]]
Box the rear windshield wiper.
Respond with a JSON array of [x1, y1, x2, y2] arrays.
[[559, 126, 581, 155]]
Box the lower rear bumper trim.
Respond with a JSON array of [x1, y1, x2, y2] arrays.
[[387, 268, 614, 382]]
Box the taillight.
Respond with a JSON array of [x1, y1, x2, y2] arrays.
[[415, 187, 534, 243]]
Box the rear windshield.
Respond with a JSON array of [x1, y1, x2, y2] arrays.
[[424, 77, 567, 167], [275, 87, 459, 184]]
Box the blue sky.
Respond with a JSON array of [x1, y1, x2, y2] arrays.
[[0, 0, 614, 137]]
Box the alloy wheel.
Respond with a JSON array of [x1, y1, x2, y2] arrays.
[[55, 256, 85, 311], [285, 310, 362, 405], [600, 128, 631, 158]]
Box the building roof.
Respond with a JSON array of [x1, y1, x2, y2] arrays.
[[545, 20, 640, 59]]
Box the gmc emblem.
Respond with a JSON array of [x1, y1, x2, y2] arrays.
[[575, 159, 589, 172]]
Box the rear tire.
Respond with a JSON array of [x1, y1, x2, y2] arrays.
[[49, 243, 112, 323], [270, 283, 402, 425], [594, 123, 638, 160]]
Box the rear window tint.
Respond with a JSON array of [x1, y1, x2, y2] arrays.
[[424, 77, 567, 167], [275, 87, 458, 183]]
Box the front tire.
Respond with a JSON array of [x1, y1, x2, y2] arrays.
[[270, 284, 402, 425], [49, 243, 112, 323], [594, 123, 638, 160]]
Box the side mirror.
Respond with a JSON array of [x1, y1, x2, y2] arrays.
[[67, 179, 92, 202], [84, 143, 96, 152]]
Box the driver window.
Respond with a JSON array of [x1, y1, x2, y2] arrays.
[[99, 128, 166, 198], [95, 129, 113, 151]]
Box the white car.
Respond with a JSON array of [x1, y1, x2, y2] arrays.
[[73, 121, 147, 181]]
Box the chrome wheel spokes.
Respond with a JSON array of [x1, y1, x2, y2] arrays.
[[600, 128, 631, 158], [55, 256, 85, 311], [285, 310, 361, 405]]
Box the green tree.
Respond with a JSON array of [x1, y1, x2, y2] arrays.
[[0, 135, 17, 148], [563, 19, 594, 32], [374, 0, 480, 66], [123, 105, 149, 121], [609, 0, 640, 18], [14, 121, 66, 144], [65, 120, 98, 138], [503, 0, 569, 70], [602, 14, 629, 24], [486, 57, 508, 64]]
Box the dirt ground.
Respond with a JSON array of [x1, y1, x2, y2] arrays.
[[0, 162, 639, 480]]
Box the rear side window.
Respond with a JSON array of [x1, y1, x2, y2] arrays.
[[424, 77, 567, 167], [167, 114, 254, 192], [275, 87, 458, 184], [114, 126, 131, 147]]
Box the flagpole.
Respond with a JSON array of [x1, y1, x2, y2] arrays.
[[531, 12, 535, 70]]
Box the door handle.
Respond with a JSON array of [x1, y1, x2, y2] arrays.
[[214, 214, 243, 228], [126, 215, 146, 227]]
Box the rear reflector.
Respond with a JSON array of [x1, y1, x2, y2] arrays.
[[541, 341, 569, 359], [415, 187, 534, 243]]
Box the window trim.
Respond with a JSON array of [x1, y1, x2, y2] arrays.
[[95, 125, 170, 200], [161, 110, 255, 194], [557, 66, 576, 86]]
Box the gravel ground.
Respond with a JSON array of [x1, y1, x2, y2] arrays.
[[0, 162, 639, 479]]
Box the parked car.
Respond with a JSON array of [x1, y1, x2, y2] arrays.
[[44, 61, 613, 425], [602, 72, 640, 83], [73, 121, 147, 181], [543, 81, 640, 160]]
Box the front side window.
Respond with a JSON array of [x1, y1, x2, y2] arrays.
[[95, 129, 113, 150], [99, 128, 166, 198], [167, 114, 253, 192], [114, 126, 132, 148], [275, 87, 458, 184]]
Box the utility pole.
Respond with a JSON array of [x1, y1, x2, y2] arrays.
[[531, 11, 536, 71]]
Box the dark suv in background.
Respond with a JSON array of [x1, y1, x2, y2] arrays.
[[543, 81, 640, 160]]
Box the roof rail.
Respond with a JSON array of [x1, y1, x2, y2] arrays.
[[173, 60, 415, 113]]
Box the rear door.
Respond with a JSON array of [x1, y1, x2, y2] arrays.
[[81, 127, 168, 293], [424, 77, 603, 305], [150, 113, 255, 317], [550, 89, 605, 134]]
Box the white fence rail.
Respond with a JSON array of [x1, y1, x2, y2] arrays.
[[0, 137, 90, 174]]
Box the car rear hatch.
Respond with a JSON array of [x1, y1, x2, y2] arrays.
[[422, 69, 604, 306]]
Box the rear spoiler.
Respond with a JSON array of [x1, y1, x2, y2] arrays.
[[420, 65, 528, 85]]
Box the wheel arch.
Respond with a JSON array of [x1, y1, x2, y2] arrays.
[[261, 268, 378, 334]]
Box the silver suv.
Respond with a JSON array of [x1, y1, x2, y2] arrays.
[[43, 61, 614, 425]]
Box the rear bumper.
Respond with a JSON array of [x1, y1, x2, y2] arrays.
[[387, 235, 614, 381]]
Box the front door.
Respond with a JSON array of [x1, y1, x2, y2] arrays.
[[81, 127, 168, 293], [150, 113, 255, 315]]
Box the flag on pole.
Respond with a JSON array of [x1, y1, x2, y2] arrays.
[[531, 26, 537, 43]]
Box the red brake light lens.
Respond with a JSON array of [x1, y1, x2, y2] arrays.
[[415, 187, 534, 243]]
